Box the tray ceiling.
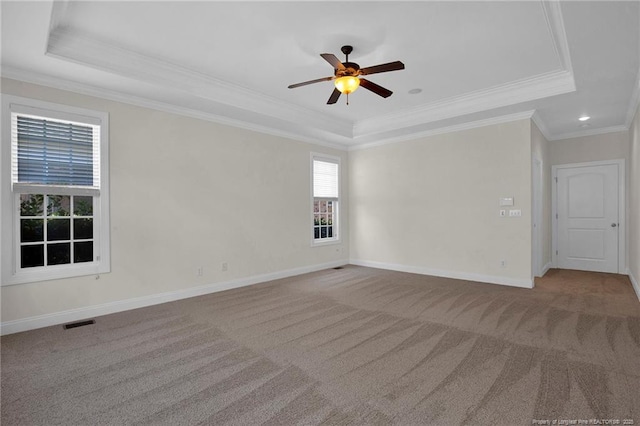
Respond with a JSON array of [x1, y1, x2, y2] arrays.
[[1, 1, 639, 148]]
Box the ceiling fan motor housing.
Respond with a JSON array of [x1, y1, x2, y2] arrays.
[[338, 45, 359, 76], [336, 62, 360, 77]]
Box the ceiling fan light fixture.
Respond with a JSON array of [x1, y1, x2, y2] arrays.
[[334, 76, 360, 94]]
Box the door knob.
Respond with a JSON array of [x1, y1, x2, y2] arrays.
[[611, 223, 617, 227]]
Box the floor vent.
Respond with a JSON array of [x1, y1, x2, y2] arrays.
[[63, 319, 95, 330], [333, 266, 344, 270]]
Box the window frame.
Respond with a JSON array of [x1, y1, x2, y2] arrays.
[[310, 153, 340, 246], [1, 95, 110, 285]]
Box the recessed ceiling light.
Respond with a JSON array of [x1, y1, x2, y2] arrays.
[[408, 88, 422, 95], [578, 116, 590, 121]]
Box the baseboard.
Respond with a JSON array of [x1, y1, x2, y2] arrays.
[[350, 259, 534, 289], [0, 259, 348, 336], [541, 261, 552, 277], [627, 269, 640, 302]]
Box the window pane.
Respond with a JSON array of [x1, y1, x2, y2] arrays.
[[47, 195, 70, 217], [313, 200, 319, 213], [21, 219, 44, 242], [47, 243, 70, 265], [73, 196, 93, 216], [320, 201, 327, 213], [328, 226, 333, 238], [314, 228, 320, 239], [74, 241, 93, 263], [20, 194, 44, 216], [21, 245, 44, 268], [321, 227, 327, 238], [74, 196, 93, 216], [74, 218, 93, 240], [47, 219, 70, 241]]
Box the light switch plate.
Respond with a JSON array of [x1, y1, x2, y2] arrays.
[[499, 209, 506, 217], [500, 197, 514, 206]]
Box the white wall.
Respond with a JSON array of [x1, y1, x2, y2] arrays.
[[349, 119, 533, 287], [629, 105, 640, 297], [0, 78, 348, 325], [3, 76, 634, 330], [549, 131, 630, 166], [531, 121, 551, 275]]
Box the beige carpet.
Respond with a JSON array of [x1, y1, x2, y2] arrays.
[[2, 266, 639, 425]]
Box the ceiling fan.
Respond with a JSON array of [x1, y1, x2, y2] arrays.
[[288, 45, 405, 105]]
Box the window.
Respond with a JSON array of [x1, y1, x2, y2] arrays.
[[312, 154, 339, 244], [1, 96, 110, 285]]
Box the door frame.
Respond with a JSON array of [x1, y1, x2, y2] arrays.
[[551, 159, 626, 273], [532, 157, 543, 277]]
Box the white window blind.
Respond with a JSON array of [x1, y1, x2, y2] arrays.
[[313, 160, 338, 198], [11, 114, 100, 189]]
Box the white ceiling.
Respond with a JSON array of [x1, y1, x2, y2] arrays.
[[1, 1, 639, 149]]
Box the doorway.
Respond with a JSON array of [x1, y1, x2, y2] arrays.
[[552, 160, 625, 273]]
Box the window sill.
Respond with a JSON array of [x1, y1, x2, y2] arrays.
[[2, 262, 109, 286], [311, 238, 341, 247]]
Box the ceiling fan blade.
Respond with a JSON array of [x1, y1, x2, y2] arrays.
[[288, 76, 334, 89], [327, 88, 341, 104], [360, 78, 393, 98], [359, 61, 405, 76], [320, 53, 346, 70]]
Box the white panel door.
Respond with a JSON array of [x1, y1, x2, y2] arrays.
[[557, 164, 619, 273]]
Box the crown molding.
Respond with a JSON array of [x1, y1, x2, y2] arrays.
[[45, 2, 576, 146], [531, 111, 553, 141], [353, 0, 575, 138], [548, 125, 629, 142], [43, 30, 572, 149], [0, 68, 540, 152], [349, 110, 536, 151], [0, 67, 349, 151], [624, 67, 640, 128], [16, 0, 634, 150], [353, 70, 574, 138], [46, 26, 354, 140], [541, 0, 574, 76], [47, 0, 70, 39]]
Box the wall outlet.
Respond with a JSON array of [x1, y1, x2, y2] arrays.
[[499, 209, 506, 217], [196, 267, 203, 277], [500, 259, 506, 268], [509, 209, 522, 217], [221, 262, 228, 272]]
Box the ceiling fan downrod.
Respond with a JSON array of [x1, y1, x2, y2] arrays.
[[343, 46, 353, 105], [342, 45, 352, 63]]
